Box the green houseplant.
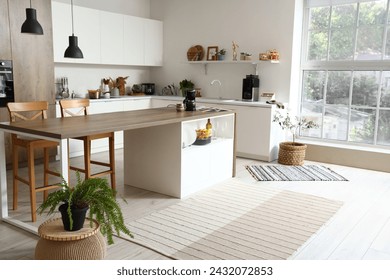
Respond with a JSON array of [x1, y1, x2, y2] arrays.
[[217, 49, 226, 60], [37, 173, 133, 245], [179, 79, 195, 97], [273, 111, 318, 165]]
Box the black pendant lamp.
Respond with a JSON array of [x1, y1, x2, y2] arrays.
[[64, 0, 83, 58], [21, 0, 43, 35]]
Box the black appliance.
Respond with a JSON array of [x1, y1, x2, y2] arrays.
[[0, 60, 14, 107], [183, 89, 196, 111], [142, 83, 155, 95], [242, 74, 259, 101]]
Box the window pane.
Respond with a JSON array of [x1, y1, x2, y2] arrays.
[[327, 71, 351, 105], [302, 71, 326, 102], [329, 28, 355, 60], [308, 30, 329, 60], [384, 28, 390, 59], [352, 71, 380, 106], [323, 106, 349, 140], [355, 26, 384, 60], [309, 6, 330, 29], [380, 71, 390, 107], [349, 108, 376, 144], [377, 110, 390, 145], [331, 4, 357, 28], [359, 1, 387, 25], [301, 104, 322, 138]]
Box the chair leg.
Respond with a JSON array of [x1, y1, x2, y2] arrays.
[[43, 147, 49, 201], [12, 144, 19, 211], [109, 134, 116, 190], [84, 138, 91, 180], [27, 146, 37, 222]]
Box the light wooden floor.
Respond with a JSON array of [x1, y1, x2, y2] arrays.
[[1, 149, 390, 260]]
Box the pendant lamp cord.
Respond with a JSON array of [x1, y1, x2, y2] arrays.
[[71, 0, 74, 35], [29, 0, 32, 8]]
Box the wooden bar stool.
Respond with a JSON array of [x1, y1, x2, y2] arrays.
[[7, 101, 61, 222], [59, 99, 116, 189]]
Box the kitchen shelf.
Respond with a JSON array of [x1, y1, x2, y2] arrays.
[[187, 60, 279, 74]]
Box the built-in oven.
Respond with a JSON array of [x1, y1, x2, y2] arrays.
[[0, 60, 14, 107]]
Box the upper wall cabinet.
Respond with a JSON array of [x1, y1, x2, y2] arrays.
[[144, 19, 163, 66], [52, 2, 100, 64], [100, 11, 124, 65], [52, 2, 163, 67]]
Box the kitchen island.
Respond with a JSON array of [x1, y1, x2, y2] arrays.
[[0, 107, 235, 232]]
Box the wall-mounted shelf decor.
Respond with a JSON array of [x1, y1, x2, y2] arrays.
[[187, 60, 279, 75]]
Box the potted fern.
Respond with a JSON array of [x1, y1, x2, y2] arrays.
[[179, 79, 195, 97], [37, 173, 133, 245], [273, 111, 318, 165]]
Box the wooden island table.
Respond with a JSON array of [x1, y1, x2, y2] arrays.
[[0, 106, 236, 232]]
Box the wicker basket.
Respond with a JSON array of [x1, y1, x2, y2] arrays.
[[278, 142, 307, 166]]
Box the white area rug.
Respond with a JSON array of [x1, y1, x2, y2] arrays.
[[246, 165, 348, 181], [125, 181, 343, 260]]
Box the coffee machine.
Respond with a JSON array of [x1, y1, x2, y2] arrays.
[[242, 74, 259, 101], [183, 89, 196, 111]]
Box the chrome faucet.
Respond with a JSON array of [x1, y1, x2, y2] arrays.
[[211, 79, 222, 86]]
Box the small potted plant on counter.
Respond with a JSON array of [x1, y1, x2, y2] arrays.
[[37, 173, 133, 245], [179, 79, 195, 97], [273, 111, 319, 166]]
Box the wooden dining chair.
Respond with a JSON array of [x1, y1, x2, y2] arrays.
[[59, 99, 116, 189], [7, 101, 61, 222]]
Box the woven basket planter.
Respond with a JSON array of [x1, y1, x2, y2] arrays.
[[278, 142, 307, 166]]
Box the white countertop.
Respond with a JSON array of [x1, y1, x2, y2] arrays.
[[56, 95, 276, 108]]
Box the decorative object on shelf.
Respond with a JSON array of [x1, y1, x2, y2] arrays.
[[273, 111, 319, 165], [187, 45, 204, 61], [217, 49, 226, 60], [21, 0, 43, 35], [259, 53, 269, 61], [37, 173, 133, 245], [102, 78, 110, 93], [232, 41, 239, 61], [195, 87, 202, 97], [240, 52, 252, 61], [269, 49, 280, 61], [207, 46, 219, 61], [179, 79, 195, 97]]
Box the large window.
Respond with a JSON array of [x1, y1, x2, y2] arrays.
[[300, 0, 390, 147]]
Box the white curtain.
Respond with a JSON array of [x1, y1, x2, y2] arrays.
[[306, 0, 383, 7]]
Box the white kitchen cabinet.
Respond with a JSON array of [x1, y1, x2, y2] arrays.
[[100, 11, 124, 65], [124, 113, 235, 198], [144, 19, 163, 66], [122, 98, 151, 111], [52, 2, 100, 64], [150, 98, 178, 108], [198, 102, 282, 162], [123, 15, 145, 66]]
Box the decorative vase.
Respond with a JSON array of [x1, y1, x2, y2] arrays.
[[111, 87, 119, 97], [277, 142, 307, 166], [59, 203, 89, 231], [218, 54, 225, 61]]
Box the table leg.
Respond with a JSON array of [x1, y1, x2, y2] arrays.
[[0, 130, 8, 220], [59, 139, 69, 184]]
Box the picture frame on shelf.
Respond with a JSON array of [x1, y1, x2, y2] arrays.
[[207, 46, 219, 61]]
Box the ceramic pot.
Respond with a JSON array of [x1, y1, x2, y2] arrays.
[[59, 203, 89, 231]]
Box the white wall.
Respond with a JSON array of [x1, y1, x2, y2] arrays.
[[150, 0, 299, 103], [52, 0, 152, 97]]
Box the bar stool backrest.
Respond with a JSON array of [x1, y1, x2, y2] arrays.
[[59, 99, 90, 117]]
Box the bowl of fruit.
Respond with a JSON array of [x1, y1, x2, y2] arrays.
[[193, 128, 211, 145]]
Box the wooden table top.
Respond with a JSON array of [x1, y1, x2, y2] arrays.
[[0, 107, 234, 140]]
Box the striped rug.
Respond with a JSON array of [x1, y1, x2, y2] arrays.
[[246, 165, 348, 182], [125, 181, 343, 260]]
